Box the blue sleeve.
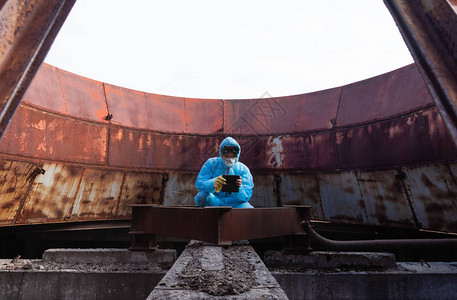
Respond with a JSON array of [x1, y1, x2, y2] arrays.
[[195, 159, 217, 193], [233, 164, 254, 203]]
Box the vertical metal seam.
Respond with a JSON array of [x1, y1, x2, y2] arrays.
[[102, 82, 111, 166], [396, 168, 421, 228], [355, 171, 369, 224], [221, 99, 225, 133], [184, 98, 188, 133], [55, 67, 69, 114], [333, 87, 344, 170], [113, 171, 126, 215], [314, 173, 326, 220], [12, 164, 41, 225], [334, 86, 344, 127]]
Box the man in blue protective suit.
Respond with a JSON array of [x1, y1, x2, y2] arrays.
[[194, 137, 254, 208]]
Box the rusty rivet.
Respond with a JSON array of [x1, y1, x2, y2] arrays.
[[104, 114, 113, 121]]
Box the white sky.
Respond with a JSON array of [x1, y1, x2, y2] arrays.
[[45, 0, 414, 99]]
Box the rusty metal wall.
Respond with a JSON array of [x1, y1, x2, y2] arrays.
[[0, 63, 456, 233]]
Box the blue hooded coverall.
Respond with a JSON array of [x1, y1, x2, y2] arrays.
[[194, 137, 254, 208]]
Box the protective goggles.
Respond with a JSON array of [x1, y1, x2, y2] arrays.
[[221, 145, 239, 155]]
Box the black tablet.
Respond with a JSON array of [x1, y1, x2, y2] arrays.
[[221, 175, 241, 193]]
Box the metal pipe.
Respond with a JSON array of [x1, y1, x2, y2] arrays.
[[302, 220, 457, 251]]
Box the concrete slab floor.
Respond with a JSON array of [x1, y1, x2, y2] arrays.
[[148, 241, 289, 299]]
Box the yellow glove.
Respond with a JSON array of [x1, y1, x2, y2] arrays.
[[214, 175, 226, 193]]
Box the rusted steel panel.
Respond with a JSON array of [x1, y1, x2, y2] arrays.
[[279, 174, 325, 220], [108, 128, 220, 170], [57, 68, 108, 122], [68, 169, 124, 221], [376, 64, 434, 117], [317, 172, 368, 225], [336, 108, 457, 169], [0, 0, 75, 139], [0, 160, 36, 226], [22, 63, 67, 114], [356, 170, 415, 228], [238, 133, 336, 171], [105, 84, 186, 132], [16, 163, 84, 224], [130, 205, 309, 244], [249, 175, 276, 207], [224, 89, 340, 135], [337, 65, 433, 126], [184, 98, 223, 134], [385, 0, 457, 146], [163, 173, 198, 206], [294, 88, 341, 132], [0, 105, 107, 164], [115, 172, 164, 217], [404, 165, 457, 232]]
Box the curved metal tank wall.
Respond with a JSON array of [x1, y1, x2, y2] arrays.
[[0, 63, 456, 233]]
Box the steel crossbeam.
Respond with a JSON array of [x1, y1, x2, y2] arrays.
[[129, 205, 309, 250]]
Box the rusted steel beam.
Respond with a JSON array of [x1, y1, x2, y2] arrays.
[[384, 0, 457, 146], [0, 0, 76, 139], [129, 205, 309, 249]]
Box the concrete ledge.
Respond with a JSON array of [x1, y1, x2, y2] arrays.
[[42, 248, 176, 265], [264, 251, 396, 269], [272, 262, 457, 300], [0, 271, 165, 300]]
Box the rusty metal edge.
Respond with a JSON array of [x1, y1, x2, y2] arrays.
[[130, 205, 309, 245], [384, 0, 457, 146]]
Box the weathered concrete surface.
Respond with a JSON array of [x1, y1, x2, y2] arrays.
[[0, 248, 176, 299], [42, 248, 176, 265], [272, 262, 457, 300], [148, 242, 289, 299], [0, 271, 165, 300], [201, 246, 224, 271], [264, 251, 396, 269]]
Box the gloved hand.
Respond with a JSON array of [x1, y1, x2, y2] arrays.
[[214, 175, 226, 193]]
